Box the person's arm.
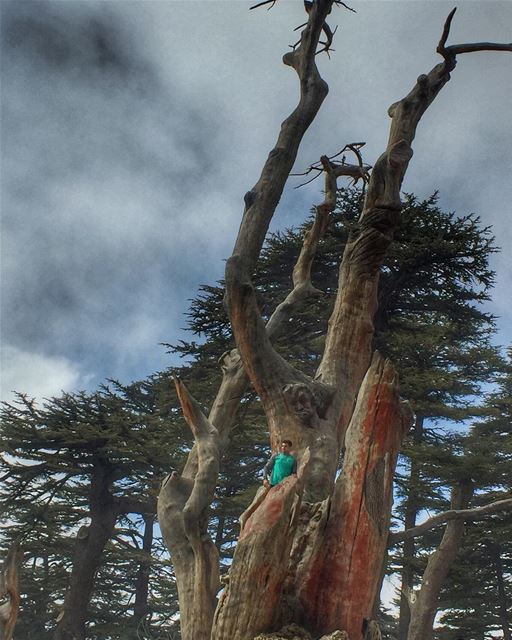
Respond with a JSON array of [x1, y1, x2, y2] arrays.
[[262, 454, 276, 486]]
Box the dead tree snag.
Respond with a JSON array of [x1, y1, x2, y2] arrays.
[[158, 5, 512, 639]]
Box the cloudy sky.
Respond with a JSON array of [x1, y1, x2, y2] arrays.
[[1, 0, 511, 403]]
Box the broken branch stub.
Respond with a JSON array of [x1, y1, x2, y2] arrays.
[[157, 378, 220, 640]]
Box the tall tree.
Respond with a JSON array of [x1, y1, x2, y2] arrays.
[[156, 4, 512, 640], [0, 381, 181, 640], [435, 355, 512, 638]]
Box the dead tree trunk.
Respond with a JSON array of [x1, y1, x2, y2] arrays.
[[157, 378, 220, 640], [297, 355, 411, 637], [157, 4, 512, 639], [212, 452, 310, 640]]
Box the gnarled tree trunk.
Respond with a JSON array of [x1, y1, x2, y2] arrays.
[[157, 4, 512, 639]]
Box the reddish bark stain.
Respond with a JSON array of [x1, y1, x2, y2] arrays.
[[240, 478, 296, 540], [299, 367, 404, 639]]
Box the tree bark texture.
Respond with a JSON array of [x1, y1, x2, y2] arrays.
[[212, 453, 310, 640], [406, 481, 474, 640], [297, 355, 411, 638], [157, 378, 220, 640]]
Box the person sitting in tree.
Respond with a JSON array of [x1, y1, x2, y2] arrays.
[[263, 439, 297, 487]]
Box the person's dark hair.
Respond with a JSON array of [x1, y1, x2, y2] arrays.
[[282, 439, 292, 447]]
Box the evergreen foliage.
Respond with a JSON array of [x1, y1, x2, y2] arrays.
[[434, 354, 512, 639], [0, 380, 183, 638]]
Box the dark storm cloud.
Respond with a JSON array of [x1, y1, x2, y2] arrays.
[[2, 1, 131, 72], [1, 1, 231, 392], [1, 0, 511, 402]]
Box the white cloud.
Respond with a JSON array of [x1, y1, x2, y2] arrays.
[[0, 345, 92, 403]]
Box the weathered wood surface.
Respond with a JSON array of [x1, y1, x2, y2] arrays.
[[156, 6, 512, 640], [157, 378, 220, 640], [299, 354, 411, 638], [212, 452, 310, 640]]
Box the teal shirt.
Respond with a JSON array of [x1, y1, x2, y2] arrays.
[[270, 453, 296, 486]]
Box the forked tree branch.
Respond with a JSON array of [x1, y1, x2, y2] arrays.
[[157, 377, 220, 640], [390, 496, 512, 544], [316, 10, 512, 446], [293, 142, 370, 188], [184, 151, 354, 478], [227, 147, 361, 406], [229, 0, 335, 279], [437, 7, 512, 70], [173, 378, 219, 529]]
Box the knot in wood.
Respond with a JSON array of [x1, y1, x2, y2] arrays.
[[219, 348, 241, 373], [244, 190, 258, 209], [282, 383, 325, 428]]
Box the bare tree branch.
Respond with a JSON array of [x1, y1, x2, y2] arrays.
[[390, 497, 512, 544], [437, 8, 512, 63], [229, 0, 335, 278], [249, 0, 277, 11], [266, 155, 337, 338], [436, 7, 457, 58], [183, 151, 346, 478], [173, 378, 219, 527], [316, 9, 512, 448], [447, 42, 512, 54], [157, 378, 220, 640]]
